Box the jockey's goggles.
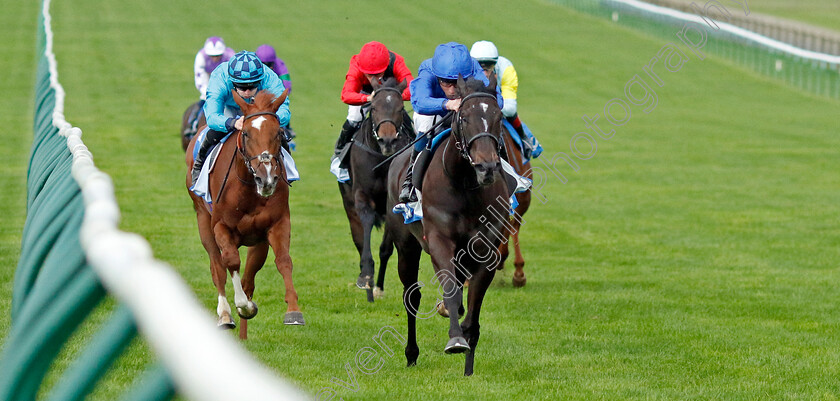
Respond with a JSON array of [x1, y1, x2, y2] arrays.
[[233, 82, 258, 91], [478, 61, 496, 70]]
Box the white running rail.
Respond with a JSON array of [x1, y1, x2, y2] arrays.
[[42, 0, 310, 399]]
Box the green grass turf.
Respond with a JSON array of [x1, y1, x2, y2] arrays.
[[3, 0, 840, 400], [739, 0, 840, 32]]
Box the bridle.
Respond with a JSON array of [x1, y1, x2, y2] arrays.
[[452, 92, 503, 164], [368, 87, 407, 143], [236, 111, 287, 185]]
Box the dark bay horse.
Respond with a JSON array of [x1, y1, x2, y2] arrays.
[[185, 89, 303, 340], [499, 127, 532, 287], [338, 78, 413, 302], [181, 101, 205, 151], [386, 76, 508, 376]]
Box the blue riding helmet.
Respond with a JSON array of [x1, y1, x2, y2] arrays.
[[431, 42, 475, 80], [228, 51, 264, 84]]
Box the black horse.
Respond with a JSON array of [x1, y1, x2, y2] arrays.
[[180, 101, 204, 152], [338, 77, 414, 302], [386, 76, 508, 375]]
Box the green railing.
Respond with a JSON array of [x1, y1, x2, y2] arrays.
[[0, 1, 309, 400]]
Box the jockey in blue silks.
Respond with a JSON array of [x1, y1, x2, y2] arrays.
[[399, 42, 503, 203], [191, 50, 291, 186]]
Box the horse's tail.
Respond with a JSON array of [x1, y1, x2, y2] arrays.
[[373, 213, 384, 229]]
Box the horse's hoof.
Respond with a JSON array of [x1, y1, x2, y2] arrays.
[[217, 313, 236, 330], [356, 275, 372, 289], [436, 300, 449, 318], [512, 274, 527, 288], [444, 337, 469, 354], [373, 287, 384, 299], [284, 311, 305, 325], [236, 301, 259, 320]]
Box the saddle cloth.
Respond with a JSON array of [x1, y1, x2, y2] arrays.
[[393, 129, 532, 224], [190, 127, 300, 205], [501, 119, 543, 164]]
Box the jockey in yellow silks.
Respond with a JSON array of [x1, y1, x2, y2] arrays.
[[470, 41, 542, 160]]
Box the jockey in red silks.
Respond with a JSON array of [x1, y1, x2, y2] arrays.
[[335, 41, 413, 156], [330, 41, 414, 181]]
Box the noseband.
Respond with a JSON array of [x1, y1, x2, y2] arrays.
[[237, 111, 285, 182], [453, 92, 503, 164], [369, 87, 406, 142]]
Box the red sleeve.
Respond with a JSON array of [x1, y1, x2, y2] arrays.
[[340, 55, 370, 105], [392, 54, 414, 101]]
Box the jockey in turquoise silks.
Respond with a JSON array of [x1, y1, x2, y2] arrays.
[[191, 50, 291, 186]]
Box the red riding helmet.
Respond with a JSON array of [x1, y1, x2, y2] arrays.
[[357, 41, 389, 75]]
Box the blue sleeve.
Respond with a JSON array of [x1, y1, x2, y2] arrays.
[[410, 61, 448, 116], [261, 68, 291, 127], [204, 64, 233, 132]]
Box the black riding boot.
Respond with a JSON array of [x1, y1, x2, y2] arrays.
[[398, 148, 420, 203], [334, 120, 361, 156], [191, 129, 225, 186]]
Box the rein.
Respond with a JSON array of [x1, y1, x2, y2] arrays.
[[236, 111, 290, 187], [372, 110, 454, 171], [369, 87, 404, 142]]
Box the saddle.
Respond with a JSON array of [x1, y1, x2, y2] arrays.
[[411, 129, 519, 200]]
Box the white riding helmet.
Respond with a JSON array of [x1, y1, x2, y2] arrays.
[[203, 36, 226, 57], [470, 40, 499, 62]]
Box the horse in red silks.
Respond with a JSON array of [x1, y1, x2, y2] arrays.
[[338, 77, 413, 302], [185, 89, 303, 340], [386, 76, 510, 376]]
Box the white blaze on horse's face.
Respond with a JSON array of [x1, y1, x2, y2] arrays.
[[251, 116, 267, 131], [480, 101, 490, 133], [256, 151, 276, 197]]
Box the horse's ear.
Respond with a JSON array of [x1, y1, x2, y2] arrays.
[[487, 71, 498, 93], [457, 74, 467, 96], [397, 78, 408, 93], [232, 89, 249, 111], [370, 77, 382, 92], [270, 88, 289, 113]]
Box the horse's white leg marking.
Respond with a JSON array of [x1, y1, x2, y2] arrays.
[[232, 270, 248, 308], [217, 294, 231, 316]]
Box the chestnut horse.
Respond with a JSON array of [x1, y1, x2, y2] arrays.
[[499, 127, 532, 287], [386, 76, 508, 376], [185, 90, 303, 340], [338, 78, 413, 302]]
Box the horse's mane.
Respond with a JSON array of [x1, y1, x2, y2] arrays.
[[379, 77, 401, 89], [252, 91, 278, 111], [463, 77, 495, 96]]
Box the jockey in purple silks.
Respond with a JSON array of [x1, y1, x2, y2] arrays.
[[195, 36, 235, 103], [256, 44, 296, 142]]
